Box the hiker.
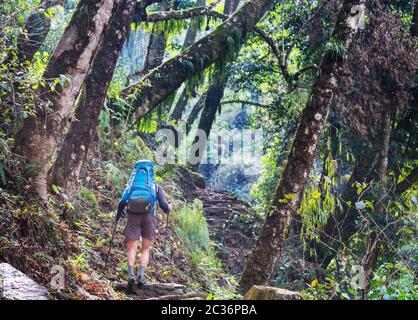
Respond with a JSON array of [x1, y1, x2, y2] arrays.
[[116, 160, 172, 289]]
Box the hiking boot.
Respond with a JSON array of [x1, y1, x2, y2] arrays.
[[127, 274, 136, 293], [136, 274, 146, 287]]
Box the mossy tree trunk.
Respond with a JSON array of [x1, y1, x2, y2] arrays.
[[122, 0, 275, 123], [314, 2, 418, 272], [238, 0, 368, 293], [48, 0, 143, 196], [14, 0, 118, 202], [314, 151, 377, 269], [362, 110, 391, 293], [170, 0, 206, 121], [141, 2, 169, 75], [188, 0, 240, 167]]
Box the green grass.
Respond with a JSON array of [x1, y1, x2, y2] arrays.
[[173, 199, 210, 253]]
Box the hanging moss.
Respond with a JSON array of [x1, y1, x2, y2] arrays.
[[182, 59, 195, 78], [226, 36, 235, 55], [241, 16, 249, 41], [232, 27, 242, 45]]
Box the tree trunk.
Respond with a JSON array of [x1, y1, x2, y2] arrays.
[[170, 89, 189, 120], [169, 13, 203, 121], [314, 150, 377, 269], [362, 110, 391, 293], [168, 0, 206, 122], [308, 0, 341, 51], [186, 91, 207, 133], [314, 1, 418, 271], [126, 1, 169, 82], [189, 80, 226, 166], [141, 2, 169, 74], [411, 0, 418, 37], [238, 0, 368, 293], [48, 0, 140, 196], [14, 0, 118, 202], [122, 0, 275, 123], [187, 0, 239, 166]]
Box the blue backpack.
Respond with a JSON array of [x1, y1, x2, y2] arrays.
[[120, 160, 157, 214]]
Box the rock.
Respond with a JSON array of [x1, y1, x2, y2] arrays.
[[244, 285, 301, 300], [0, 263, 50, 300], [145, 292, 207, 300], [188, 170, 206, 189], [76, 286, 100, 300], [114, 282, 188, 298]]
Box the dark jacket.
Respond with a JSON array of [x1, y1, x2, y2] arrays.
[[155, 184, 171, 214]]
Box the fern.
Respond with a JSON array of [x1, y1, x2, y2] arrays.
[[137, 113, 158, 134], [325, 39, 347, 58]]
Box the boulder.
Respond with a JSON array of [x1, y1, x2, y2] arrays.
[[244, 285, 301, 300], [0, 263, 50, 300]]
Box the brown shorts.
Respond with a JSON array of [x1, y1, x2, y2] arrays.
[[124, 213, 157, 241]]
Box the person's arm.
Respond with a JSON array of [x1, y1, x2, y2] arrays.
[[156, 184, 171, 214]]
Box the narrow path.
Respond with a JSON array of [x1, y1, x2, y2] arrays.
[[197, 189, 262, 275]]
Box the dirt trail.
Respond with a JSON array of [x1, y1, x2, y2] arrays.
[[197, 189, 262, 275]]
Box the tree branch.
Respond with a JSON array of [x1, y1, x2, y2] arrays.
[[221, 99, 270, 108], [395, 166, 418, 195], [145, 0, 224, 22], [121, 0, 275, 124], [284, 0, 333, 65]]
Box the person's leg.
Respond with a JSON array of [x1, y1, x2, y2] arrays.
[[137, 238, 152, 282], [127, 240, 139, 274]]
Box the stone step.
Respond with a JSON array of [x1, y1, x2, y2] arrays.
[[145, 292, 207, 300], [114, 282, 188, 298]]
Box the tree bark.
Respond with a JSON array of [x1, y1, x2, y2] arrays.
[[141, 2, 169, 75], [122, 0, 275, 123], [48, 0, 141, 196], [186, 91, 207, 133], [189, 80, 226, 166], [362, 110, 391, 293], [411, 0, 418, 37], [187, 0, 239, 166], [238, 0, 368, 293], [171, 0, 225, 122], [14, 0, 118, 202], [314, 1, 418, 271], [315, 151, 376, 269]]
